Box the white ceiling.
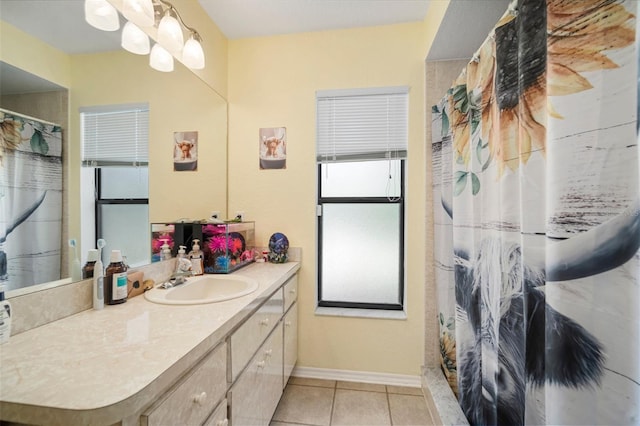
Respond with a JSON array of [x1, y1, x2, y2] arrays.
[[0, 0, 510, 93], [198, 0, 431, 40]]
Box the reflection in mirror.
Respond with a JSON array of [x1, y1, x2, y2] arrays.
[[0, 7, 228, 297], [1, 62, 70, 293]]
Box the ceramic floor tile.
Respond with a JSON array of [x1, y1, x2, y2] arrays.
[[386, 385, 423, 396], [272, 384, 335, 426], [331, 389, 391, 426], [388, 394, 432, 426], [288, 376, 337, 388], [270, 422, 312, 426], [336, 381, 386, 393]]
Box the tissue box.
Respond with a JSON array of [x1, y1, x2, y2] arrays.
[[201, 222, 255, 273]]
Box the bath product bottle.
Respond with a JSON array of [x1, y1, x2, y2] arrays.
[[189, 239, 204, 275], [93, 253, 104, 310], [83, 249, 99, 279], [161, 240, 172, 261], [104, 250, 128, 305], [0, 285, 11, 344], [177, 245, 187, 259]]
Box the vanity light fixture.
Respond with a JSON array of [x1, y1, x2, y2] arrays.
[[157, 5, 184, 54], [84, 0, 120, 31], [149, 43, 174, 72], [84, 0, 205, 71], [121, 21, 151, 55], [182, 32, 205, 70], [122, 0, 155, 27]]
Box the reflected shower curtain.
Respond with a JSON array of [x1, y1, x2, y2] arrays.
[[0, 109, 63, 291], [430, 0, 639, 424]]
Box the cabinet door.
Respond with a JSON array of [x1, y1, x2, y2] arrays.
[[230, 324, 283, 426], [283, 275, 298, 312], [141, 342, 227, 426], [283, 303, 298, 388], [231, 289, 284, 380], [203, 399, 228, 426], [263, 322, 283, 423]]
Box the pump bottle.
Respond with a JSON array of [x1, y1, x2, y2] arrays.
[[105, 250, 127, 305], [189, 239, 204, 275]]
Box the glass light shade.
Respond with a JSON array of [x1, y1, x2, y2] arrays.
[[149, 44, 174, 72], [157, 12, 184, 54], [121, 21, 150, 55], [182, 36, 205, 70], [84, 0, 120, 31], [122, 0, 155, 27]]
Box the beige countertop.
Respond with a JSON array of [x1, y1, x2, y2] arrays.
[[0, 261, 300, 425]]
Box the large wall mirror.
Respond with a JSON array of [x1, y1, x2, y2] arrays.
[[0, 2, 228, 297]]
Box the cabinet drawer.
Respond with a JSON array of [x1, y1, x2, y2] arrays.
[[203, 399, 228, 426], [283, 275, 298, 313], [229, 323, 283, 426], [231, 289, 283, 380], [283, 302, 298, 388], [141, 342, 227, 426]]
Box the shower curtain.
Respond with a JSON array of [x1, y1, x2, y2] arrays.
[[430, 0, 639, 424], [1, 109, 63, 291]]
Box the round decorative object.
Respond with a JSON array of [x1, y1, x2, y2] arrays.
[[268, 232, 289, 263]]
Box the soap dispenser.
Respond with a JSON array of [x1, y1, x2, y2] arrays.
[[177, 245, 187, 259], [160, 239, 172, 261], [189, 239, 204, 275]]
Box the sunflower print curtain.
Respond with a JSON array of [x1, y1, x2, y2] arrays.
[[430, 0, 639, 424]]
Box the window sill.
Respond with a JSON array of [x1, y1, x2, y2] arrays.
[[315, 306, 407, 320]]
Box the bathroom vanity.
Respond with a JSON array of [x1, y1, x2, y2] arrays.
[[0, 261, 300, 426]]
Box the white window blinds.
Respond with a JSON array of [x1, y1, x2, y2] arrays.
[[81, 103, 149, 166], [316, 86, 408, 163]]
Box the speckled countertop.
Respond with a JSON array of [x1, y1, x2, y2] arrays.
[[0, 262, 300, 426]]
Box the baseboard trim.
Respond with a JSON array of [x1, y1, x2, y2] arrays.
[[292, 366, 421, 387]]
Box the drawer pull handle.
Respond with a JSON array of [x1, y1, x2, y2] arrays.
[[217, 419, 229, 426], [289, 289, 296, 294], [257, 360, 266, 369], [260, 318, 270, 326], [193, 391, 207, 405], [285, 321, 292, 327], [265, 348, 273, 357]]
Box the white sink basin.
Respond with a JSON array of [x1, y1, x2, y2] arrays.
[[145, 274, 259, 305]]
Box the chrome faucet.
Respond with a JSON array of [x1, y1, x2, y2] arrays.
[[159, 257, 194, 289]]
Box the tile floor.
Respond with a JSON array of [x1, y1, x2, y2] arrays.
[[271, 377, 433, 426]]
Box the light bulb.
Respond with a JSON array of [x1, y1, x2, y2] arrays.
[[122, 0, 155, 27], [157, 10, 184, 54], [84, 0, 120, 31], [182, 35, 205, 70], [149, 43, 174, 72], [121, 21, 150, 55]]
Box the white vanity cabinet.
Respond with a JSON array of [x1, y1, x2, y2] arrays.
[[283, 275, 298, 388], [0, 262, 302, 426], [228, 273, 298, 426], [141, 342, 228, 426], [283, 302, 298, 388]]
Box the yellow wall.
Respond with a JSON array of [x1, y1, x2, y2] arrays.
[[69, 51, 228, 230], [1, 16, 229, 258], [0, 20, 71, 89], [227, 22, 427, 375]]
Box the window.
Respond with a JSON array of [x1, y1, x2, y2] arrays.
[[80, 104, 150, 266], [316, 87, 408, 311]]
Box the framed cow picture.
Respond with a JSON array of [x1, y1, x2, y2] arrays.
[[259, 127, 286, 170]]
